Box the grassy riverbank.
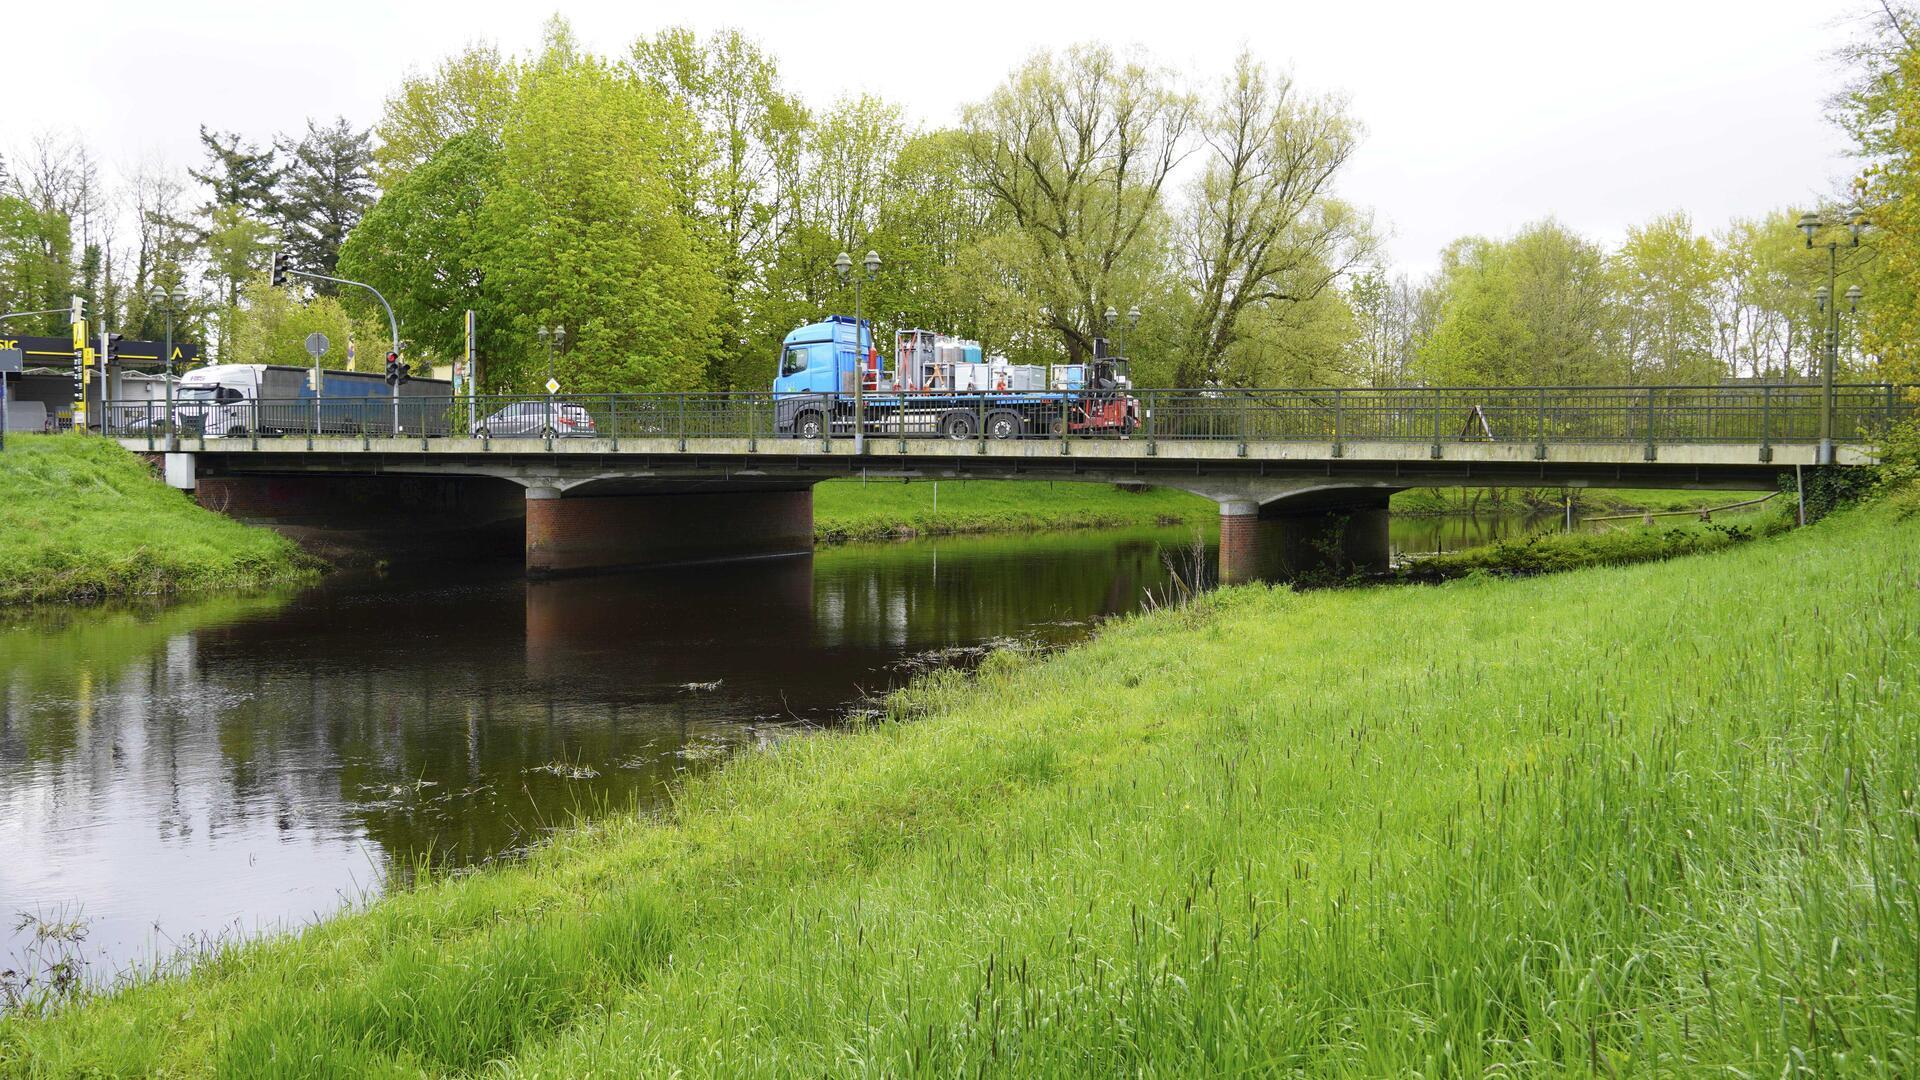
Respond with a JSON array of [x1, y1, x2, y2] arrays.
[[1397, 505, 1791, 580], [7, 495, 1916, 1074], [0, 435, 318, 605], [1388, 485, 1740, 515], [813, 478, 1211, 542]]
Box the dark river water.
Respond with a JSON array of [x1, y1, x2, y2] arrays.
[[0, 515, 1555, 985]]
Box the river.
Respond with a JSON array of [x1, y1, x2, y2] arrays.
[[0, 514, 1555, 985]]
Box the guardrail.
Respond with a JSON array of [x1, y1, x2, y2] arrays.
[[107, 383, 1915, 455]]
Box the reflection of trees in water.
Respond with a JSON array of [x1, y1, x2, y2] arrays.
[[3, 527, 1199, 887], [811, 529, 1185, 649]]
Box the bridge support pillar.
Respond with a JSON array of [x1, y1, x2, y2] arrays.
[[1216, 491, 1394, 586], [1217, 500, 1263, 586], [523, 486, 814, 577]]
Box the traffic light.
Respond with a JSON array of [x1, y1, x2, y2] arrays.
[[104, 333, 124, 363], [395, 360, 410, 386], [270, 251, 292, 288], [384, 352, 399, 385]]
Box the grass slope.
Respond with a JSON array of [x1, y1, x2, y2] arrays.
[[813, 478, 1211, 542], [0, 435, 317, 604], [1389, 485, 1745, 515], [6, 504, 1918, 1075]]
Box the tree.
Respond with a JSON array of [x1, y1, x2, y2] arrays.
[[1838, 2, 1920, 382], [961, 44, 1193, 363], [189, 127, 279, 220], [1415, 221, 1621, 386], [1347, 267, 1419, 387], [476, 53, 721, 392], [276, 118, 375, 282], [225, 276, 387, 370], [336, 132, 501, 374], [1610, 212, 1720, 383], [372, 42, 519, 187], [631, 28, 809, 389], [1172, 52, 1371, 386]]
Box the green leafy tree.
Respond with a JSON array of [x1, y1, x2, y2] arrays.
[[1610, 212, 1720, 383], [225, 277, 387, 370], [477, 55, 721, 392], [1838, 3, 1920, 383], [1172, 52, 1372, 386], [372, 42, 519, 188], [631, 28, 809, 389], [1415, 221, 1622, 386], [336, 133, 501, 377], [961, 44, 1193, 364]]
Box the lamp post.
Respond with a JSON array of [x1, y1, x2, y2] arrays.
[[147, 285, 189, 452], [1798, 210, 1868, 465], [835, 250, 881, 453]]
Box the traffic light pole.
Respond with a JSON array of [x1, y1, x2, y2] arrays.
[[284, 268, 403, 433]]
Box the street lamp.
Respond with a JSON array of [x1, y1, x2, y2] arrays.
[[1799, 210, 1868, 465], [147, 285, 189, 451], [836, 249, 881, 453], [538, 324, 565, 390]]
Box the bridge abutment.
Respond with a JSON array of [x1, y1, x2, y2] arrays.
[[523, 486, 814, 577]]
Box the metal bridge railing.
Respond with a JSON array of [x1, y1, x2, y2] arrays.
[[104, 384, 1916, 452]]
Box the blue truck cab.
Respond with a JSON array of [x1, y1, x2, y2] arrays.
[[773, 316, 876, 438], [773, 315, 874, 397]]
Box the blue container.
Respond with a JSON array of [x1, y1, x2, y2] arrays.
[[962, 343, 983, 364]]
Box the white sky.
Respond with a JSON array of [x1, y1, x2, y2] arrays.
[[4, 0, 1871, 277]]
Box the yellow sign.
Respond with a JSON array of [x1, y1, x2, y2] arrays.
[[0, 339, 17, 350], [71, 321, 86, 351]]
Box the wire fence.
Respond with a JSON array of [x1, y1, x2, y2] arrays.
[[104, 383, 1916, 451]]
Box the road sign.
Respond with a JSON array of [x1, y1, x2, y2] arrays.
[[0, 348, 21, 374], [545, 377, 561, 394], [304, 332, 330, 358]]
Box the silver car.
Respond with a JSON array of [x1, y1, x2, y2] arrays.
[[473, 401, 598, 438]]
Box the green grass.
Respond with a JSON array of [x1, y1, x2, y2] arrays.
[[0, 434, 319, 604], [1390, 485, 1748, 516], [1397, 507, 1790, 580], [812, 478, 1212, 542], [7, 501, 1919, 1075]]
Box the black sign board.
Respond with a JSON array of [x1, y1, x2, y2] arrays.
[[0, 334, 201, 368]]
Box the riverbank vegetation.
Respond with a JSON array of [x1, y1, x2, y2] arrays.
[[1396, 510, 1787, 581], [813, 479, 1211, 542], [7, 486, 1915, 1073], [1387, 485, 1743, 516], [0, 435, 317, 605]]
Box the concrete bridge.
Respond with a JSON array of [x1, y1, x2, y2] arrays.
[[123, 383, 1907, 583]]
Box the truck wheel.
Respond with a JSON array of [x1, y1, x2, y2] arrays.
[[794, 410, 824, 439], [1046, 416, 1066, 436], [942, 411, 978, 439], [985, 411, 1022, 440], [474, 425, 491, 438]]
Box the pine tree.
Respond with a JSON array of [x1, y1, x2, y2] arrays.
[[276, 117, 375, 283]]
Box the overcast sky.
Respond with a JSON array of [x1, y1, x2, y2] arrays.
[[4, 0, 1872, 276]]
